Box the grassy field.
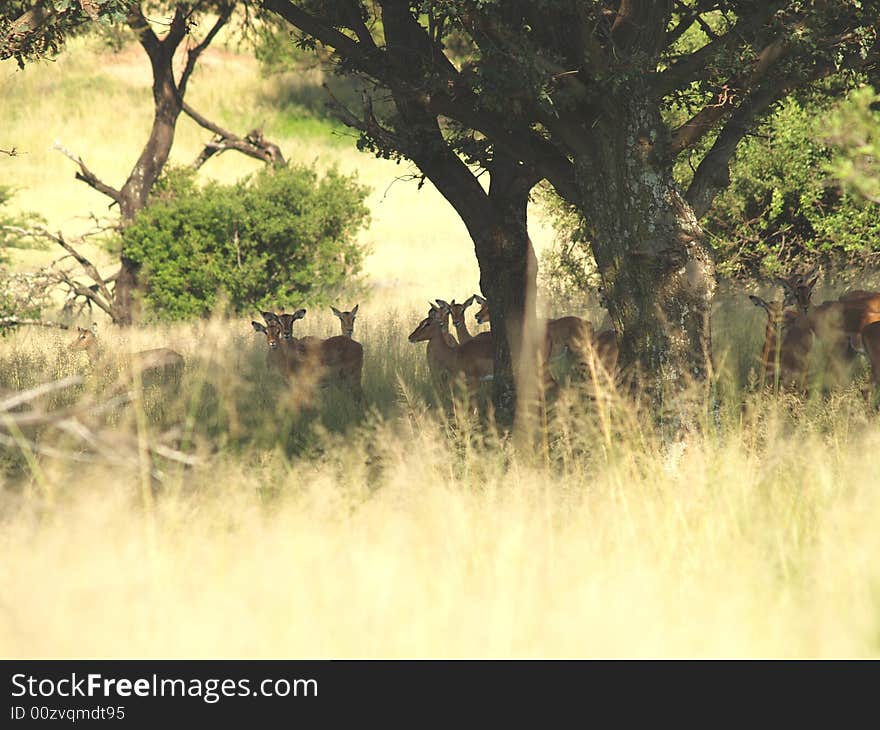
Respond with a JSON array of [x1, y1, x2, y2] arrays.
[[1, 36, 880, 658]]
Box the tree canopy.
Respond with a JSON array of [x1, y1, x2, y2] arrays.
[[262, 1, 880, 415]]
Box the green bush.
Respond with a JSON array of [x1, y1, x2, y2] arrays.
[[704, 95, 880, 280], [540, 90, 880, 293], [121, 165, 370, 320]]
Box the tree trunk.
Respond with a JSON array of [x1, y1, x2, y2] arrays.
[[112, 30, 183, 325], [576, 94, 717, 415], [476, 160, 539, 428]]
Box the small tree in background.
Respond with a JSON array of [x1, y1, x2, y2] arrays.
[[121, 165, 369, 320]]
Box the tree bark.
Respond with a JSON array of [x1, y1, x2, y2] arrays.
[[112, 15, 186, 325], [477, 158, 538, 426], [575, 93, 716, 414]]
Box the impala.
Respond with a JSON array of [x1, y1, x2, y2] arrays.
[[749, 296, 810, 388], [420, 303, 459, 388], [409, 303, 492, 397], [862, 320, 880, 388], [776, 267, 880, 354], [69, 325, 184, 385], [253, 311, 364, 402], [436, 297, 476, 344], [331, 304, 359, 338], [777, 267, 819, 315], [468, 294, 614, 373]]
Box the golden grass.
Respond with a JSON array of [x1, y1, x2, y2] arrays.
[[0, 304, 879, 658]]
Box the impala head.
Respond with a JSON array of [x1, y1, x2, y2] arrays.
[[252, 315, 283, 349], [750, 295, 787, 325], [408, 303, 445, 343], [276, 309, 306, 340], [69, 324, 98, 352], [776, 266, 819, 314], [472, 294, 490, 324], [438, 297, 475, 330], [331, 304, 358, 338]]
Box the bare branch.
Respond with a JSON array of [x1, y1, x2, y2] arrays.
[[178, 3, 234, 97], [0, 317, 70, 330], [0, 375, 84, 414], [323, 84, 404, 151], [53, 141, 122, 204], [3, 225, 115, 306], [183, 102, 286, 169]]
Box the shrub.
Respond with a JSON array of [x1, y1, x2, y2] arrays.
[[121, 165, 370, 320], [704, 95, 880, 280]]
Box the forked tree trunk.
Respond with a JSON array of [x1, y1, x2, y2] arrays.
[[576, 94, 717, 413]]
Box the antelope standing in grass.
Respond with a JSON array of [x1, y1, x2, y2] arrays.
[[470, 294, 616, 375], [776, 268, 880, 379], [409, 303, 493, 398], [69, 324, 185, 385], [421, 303, 459, 388], [252, 311, 364, 403], [436, 297, 477, 344], [749, 296, 812, 389], [861, 320, 880, 389], [331, 304, 358, 338]]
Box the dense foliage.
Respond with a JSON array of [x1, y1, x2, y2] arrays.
[[705, 94, 880, 280], [541, 87, 880, 291], [121, 165, 369, 320]]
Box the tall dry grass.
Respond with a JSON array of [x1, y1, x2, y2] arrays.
[[0, 300, 879, 658]]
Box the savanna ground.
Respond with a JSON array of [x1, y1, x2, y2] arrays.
[[1, 36, 880, 658]]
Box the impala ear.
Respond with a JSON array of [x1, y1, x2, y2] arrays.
[[749, 295, 768, 311], [435, 299, 450, 309], [351, 304, 358, 316], [293, 308, 306, 320], [251, 321, 267, 333], [463, 295, 476, 308], [331, 306, 342, 317], [261, 311, 280, 325], [90, 322, 98, 334]]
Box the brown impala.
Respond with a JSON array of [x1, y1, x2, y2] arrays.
[[69, 325, 184, 385], [331, 304, 359, 338], [252, 310, 364, 403]]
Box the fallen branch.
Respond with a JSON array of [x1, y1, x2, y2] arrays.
[[0, 317, 70, 330], [3, 224, 118, 322]]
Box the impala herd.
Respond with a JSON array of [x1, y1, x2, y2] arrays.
[[253, 295, 619, 403], [63, 269, 880, 408]]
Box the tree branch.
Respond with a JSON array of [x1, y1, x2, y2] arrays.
[[3, 225, 117, 318], [178, 3, 234, 97], [182, 102, 286, 168], [53, 142, 122, 204], [655, 2, 786, 96], [669, 36, 787, 156], [0, 317, 70, 330]]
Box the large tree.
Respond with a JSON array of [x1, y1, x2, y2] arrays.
[[262, 0, 880, 414]]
